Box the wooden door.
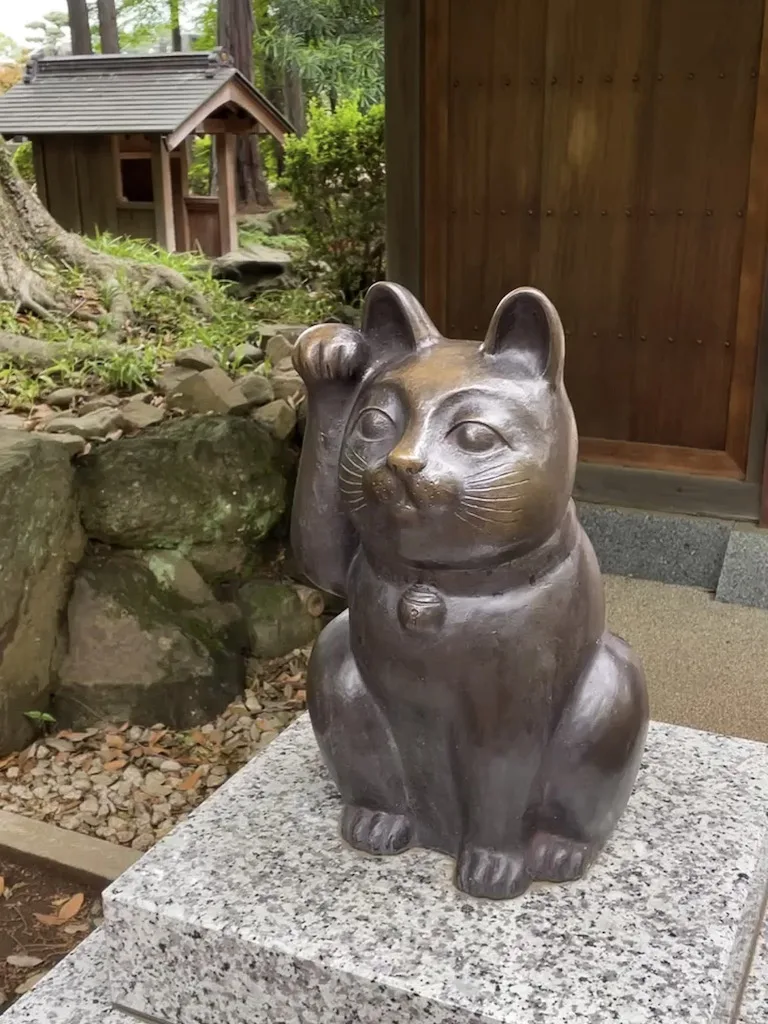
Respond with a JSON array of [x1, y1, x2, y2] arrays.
[[423, 0, 768, 478]]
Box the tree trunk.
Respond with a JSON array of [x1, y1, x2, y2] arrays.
[[0, 144, 207, 352], [283, 64, 306, 137], [66, 0, 93, 54], [96, 0, 120, 53], [264, 58, 286, 177], [169, 0, 182, 51], [217, 0, 272, 208]]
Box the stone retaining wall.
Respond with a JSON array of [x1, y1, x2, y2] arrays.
[[0, 413, 321, 755]]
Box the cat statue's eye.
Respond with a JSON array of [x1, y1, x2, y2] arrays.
[[357, 408, 396, 441], [450, 421, 504, 453]]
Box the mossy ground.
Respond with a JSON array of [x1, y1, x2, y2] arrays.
[[0, 232, 341, 411]]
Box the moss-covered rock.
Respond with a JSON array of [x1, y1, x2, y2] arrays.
[[238, 580, 322, 658], [0, 431, 85, 753], [56, 551, 246, 729], [76, 415, 287, 549]]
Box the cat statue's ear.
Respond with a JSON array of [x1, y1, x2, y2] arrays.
[[362, 282, 440, 361], [481, 287, 565, 386]]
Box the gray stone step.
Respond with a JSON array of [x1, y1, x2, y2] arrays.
[[0, 930, 134, 1024]]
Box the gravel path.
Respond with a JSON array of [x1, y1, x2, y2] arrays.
[[0, 649, 309, 852]]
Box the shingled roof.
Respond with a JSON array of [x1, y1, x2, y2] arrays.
[[0, 49, 292, 140]]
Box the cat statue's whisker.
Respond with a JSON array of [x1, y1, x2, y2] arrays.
[[461, 504, 524, 519], [465, 467, 530, 485], [345, 450, 368, 471], [461, 495, 527, 507], [464, 485, 530, 498], [460, 507, 528, 524]]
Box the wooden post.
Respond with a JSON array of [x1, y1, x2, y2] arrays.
[[170, 151, 191, 253], [30, 140, 48, 208], [150, 137, 176, 252], [760, 431, 768, 527], [216, 133, 237, 255]]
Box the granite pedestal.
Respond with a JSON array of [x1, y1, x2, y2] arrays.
[[4, 716, 768, 1024]]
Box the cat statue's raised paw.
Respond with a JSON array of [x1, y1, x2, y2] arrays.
[[291, 282, 648, 900]]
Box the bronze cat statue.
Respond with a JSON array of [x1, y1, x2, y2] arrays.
[[291, 282, 648, 900]]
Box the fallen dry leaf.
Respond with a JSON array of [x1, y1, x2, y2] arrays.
[[0, 754, 16, 771], [35, 891, 85, 927], [105, 735, 125, 749], [103, 759, 127, 772], [58, 730, 89, 742], [189, 729, 207, 745], [58, 892, 85, 921], [6, 955, 43, 968], [178, 767, 204, 791], [149, 730, 167, 745], [14, 970, 50, 995], [0, 877, 5, 897], [62, 922, 91, 935]]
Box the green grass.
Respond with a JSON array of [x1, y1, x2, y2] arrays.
[[0, 233, 341, 411], [237, 223, 310, 258]]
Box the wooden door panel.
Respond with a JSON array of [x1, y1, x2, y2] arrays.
[[534, 0, 652, 442], [444, 0, 546, 339], [630, 0, 763, 452], [422, 0, 768, 477]]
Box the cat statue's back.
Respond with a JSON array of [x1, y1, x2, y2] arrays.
[[290, 282, 648, 900]]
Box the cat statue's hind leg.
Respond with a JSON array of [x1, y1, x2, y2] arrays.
[[308, 610, 413, 856], [528, 632, 648, 882]]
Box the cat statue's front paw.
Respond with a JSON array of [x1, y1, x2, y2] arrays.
[[456, 845, 529, 900], [527, 832, 594, 883], [341, 805, 413, 856], [293, 324, 368, 383]]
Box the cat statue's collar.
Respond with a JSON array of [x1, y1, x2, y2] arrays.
[[360, 502, 579, 599]]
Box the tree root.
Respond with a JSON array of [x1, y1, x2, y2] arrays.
[[0, 330, 122, 370], [0, 141, 213, 358]]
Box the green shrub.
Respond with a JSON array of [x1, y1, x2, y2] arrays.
[[189, 136, 212, 195], [281, 99, 385, 303], [12, 141, 35, 185]]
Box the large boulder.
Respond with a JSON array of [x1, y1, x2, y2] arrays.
[[56, 551, 246, 729], [76, 415, 287, 549], [212, 245, 292, 298], [0, 431, 84, 753]]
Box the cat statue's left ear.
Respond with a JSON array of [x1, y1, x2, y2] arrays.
[[362, 282, 440, 363], [481, 287, 565, 387]]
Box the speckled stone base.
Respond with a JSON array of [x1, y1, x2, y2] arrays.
[[96, 715, 768, 1024], [739, 917, 768, 1024], [0, 931, 133, 1024]]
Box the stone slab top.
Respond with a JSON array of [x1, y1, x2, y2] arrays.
[[104, 715, 768, 1024]]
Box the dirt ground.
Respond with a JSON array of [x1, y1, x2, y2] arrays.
[[0, 853, 102, 1011]]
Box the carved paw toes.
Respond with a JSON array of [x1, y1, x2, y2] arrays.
[[293, 325, 367, 383], [455, 845, 529, 900], [340, 806, 413, 856], [527, 832, 594, 883]]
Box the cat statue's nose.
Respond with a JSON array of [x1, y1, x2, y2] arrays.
[[387, 449, 426, 476]]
